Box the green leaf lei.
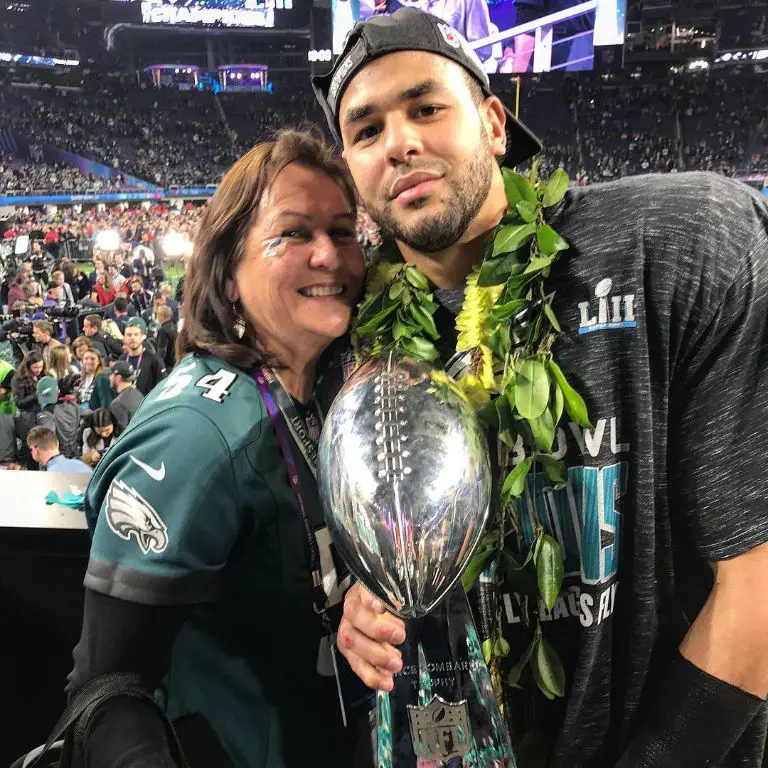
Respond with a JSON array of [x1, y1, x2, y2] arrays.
[[351, 162, 592, 746]]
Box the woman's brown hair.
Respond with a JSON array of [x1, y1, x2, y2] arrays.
[[15, 349, 45, 391], [176, 129, 357, 368]]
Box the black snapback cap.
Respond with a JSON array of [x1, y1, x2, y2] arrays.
[[312, 8, 542, 167]]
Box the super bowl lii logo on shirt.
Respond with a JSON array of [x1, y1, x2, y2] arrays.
[[578, 278, 637, 334]]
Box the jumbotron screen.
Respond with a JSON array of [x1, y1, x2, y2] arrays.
[[137, 0, 294, 29], [332, 0, 626, 73]]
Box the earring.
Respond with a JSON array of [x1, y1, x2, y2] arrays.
[[232, 303, 245, 339]]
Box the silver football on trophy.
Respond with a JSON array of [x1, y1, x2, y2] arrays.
[[318, 353, 491, 619]]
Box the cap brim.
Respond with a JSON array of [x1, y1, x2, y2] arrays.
[[499, 101, 543, 168]]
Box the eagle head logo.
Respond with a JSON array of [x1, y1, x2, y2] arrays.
[[105, 479, 169, 555]]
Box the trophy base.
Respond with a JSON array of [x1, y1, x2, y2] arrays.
[[374, 584, 516, 768]]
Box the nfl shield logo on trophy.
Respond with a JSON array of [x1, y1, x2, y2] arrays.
[[407, 695, 472, 760]]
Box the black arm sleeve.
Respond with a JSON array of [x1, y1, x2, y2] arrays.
[[615, 652, 765, 768], [68, 588, 190, 768]]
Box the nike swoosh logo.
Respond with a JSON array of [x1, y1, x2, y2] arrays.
[[130, 455, 166, 481]]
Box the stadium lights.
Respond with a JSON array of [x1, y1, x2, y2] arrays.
[[687, 59, 709, 71], [95, 229, 121, 252], [308, 49, 333, 63], [162, 230, 192, 258]]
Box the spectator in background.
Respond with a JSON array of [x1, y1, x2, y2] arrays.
[[52, 270, 75, 307], [0, 364, 15, 415], [71, 336, 93, 371], [89, 258, 104, 286], [80, 348, 113, 410], [83, 314, 122, 362], [0, 367, 19, 466], [6, 273, 25, 311], [157, 282, 179, 321], [71, 267, 92, 302], [122, 317, 165, 395], [128, 276, 152, 314], [113, 297, 131, 333], [32, 320, 62, 367], [47, 345, 79, 396], [11, 350, 45, 427], [43, 285, 64, 309], [107, 361, 143, 429], [175, 262, 186, 305], [115, 253, 133, 280], [36, 375, 82, 459], [94, 272, 116, 306], [142, 295, 166, 337], [155, 305, 177, 371], [107, 264, 126, 293], [27, 425, 92, 474], [81, 408, 117, 466]]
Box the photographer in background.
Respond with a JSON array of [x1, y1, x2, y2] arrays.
[[83, 314, 122, 363]]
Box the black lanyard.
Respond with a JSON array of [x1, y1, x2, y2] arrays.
[[253, 367, 329, 622]]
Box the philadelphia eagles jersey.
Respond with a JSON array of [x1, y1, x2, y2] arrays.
[[419, 172, 768, 767], [83, 353, 357, 768]]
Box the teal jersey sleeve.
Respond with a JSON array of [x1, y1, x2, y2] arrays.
[[84, 355, 270, 606]]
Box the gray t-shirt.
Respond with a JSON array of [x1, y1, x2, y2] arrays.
[[431, 172, 768, 766], [109, 387, 144, 430]]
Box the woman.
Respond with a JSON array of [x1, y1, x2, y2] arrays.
[[6, 272, 25, 311], [71, 336, 93, 371], [94, 272, 116, 306], [47, 345, 80, 396], [69, 130, 366, 768], [77, 348, 111, 409], [11, 349, 46, 446], [81, 408, 116, 466]]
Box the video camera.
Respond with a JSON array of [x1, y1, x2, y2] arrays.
[[0, 302, 81, 364]]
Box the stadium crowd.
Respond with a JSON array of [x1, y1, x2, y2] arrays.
[[0, 153, 128, 196], [0, 206, 191, 473], [1, 69, 766, 192]]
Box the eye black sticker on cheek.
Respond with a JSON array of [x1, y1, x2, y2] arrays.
[[262, 237, 286, 259]]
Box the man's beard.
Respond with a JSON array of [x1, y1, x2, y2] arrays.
[[366, 129, 495, 254]]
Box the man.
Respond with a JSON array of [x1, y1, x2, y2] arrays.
[[51, 269, 75, 306], [89, 257, 104, 287], [154, 305, 177, 370], [112, 297, 132, 332], [27, 425, 92, 474], [157, 281, 179, 322], [107, 361, 144, 430], [36, 376, 82, 459], [128, 277, 152, 314], [42, 285, 63, 309], [32, 320, 62, 367], [122, 317, 166, 396], [142, 295, 166, 338], [313, 10, 768, 767], [83, 314, 123, 363], [115, 253, 133, 281]]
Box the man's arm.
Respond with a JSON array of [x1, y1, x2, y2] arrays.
[[681, 543, 768, 699], [615, 545, 768, 767]]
